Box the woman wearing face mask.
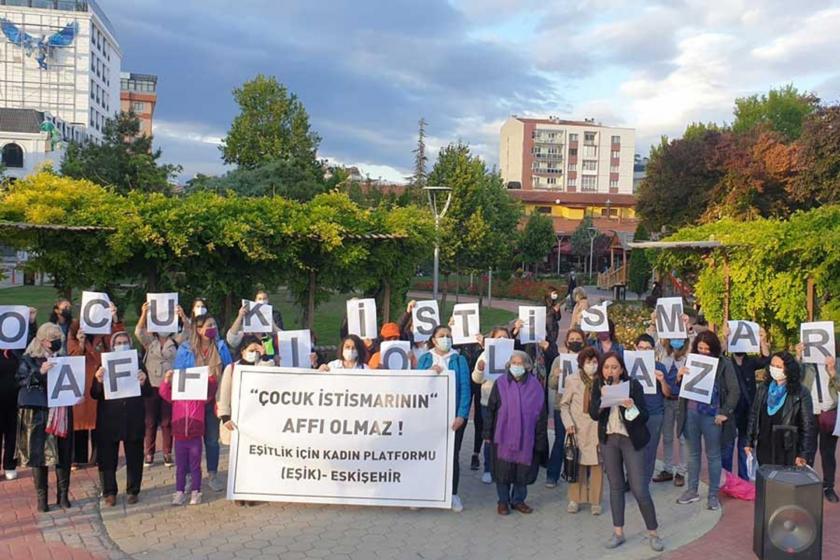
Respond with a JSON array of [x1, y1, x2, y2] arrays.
[[472, 326, 514, 483], [47, 298, 73, 354], [745, 352, 815, 468], [589, 352, 662, 552], [90, 332, 153, 506], [15, 323, 72, 512], [484, 350, 548, 515], [544, 287, 563, 347], [634, 334, 672, 483], [559, 346, 603, 514], [190, 298, 209, 321], [674, 330, 739, 511], [417, 325, 471, 512], [135, 301, 189, 468], [590, 320, 624, 359], [652, 337, 690, 487], [67, 301, 123, 469], [172, 314, 233, 493], [319, 335, 369, 371], [545, 328, 586, 488]]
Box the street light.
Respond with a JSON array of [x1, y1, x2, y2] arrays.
[[424, 185, 453, 302], [587, 226, 599, 279]]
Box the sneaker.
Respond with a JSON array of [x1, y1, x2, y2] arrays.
[[451, 494, 464, 512], [652, 470, 673, 483], [207, 472, 224, 492], [171, 491, 186, 506], [649, 535, 665, 552], [707, 495, 720, 510], [4, 469, 17, 481], [591, 504, 602, 516], [604, 533, 625, 549], [676, 489, 700, 504], [163, 454, 174, 468], [545, 480, 557, 489], [470, 454, 480, 471], [481, 472, 492, 484], [824, 488, 839, 503], [674, 473, 686, 487], [567, 501, 579, 513], [143, 455, 153, 467], [189, 491, 202, 505]]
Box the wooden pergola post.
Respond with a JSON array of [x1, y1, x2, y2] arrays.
[[722, 252, 731, 323], [806, 276, 815, 322]]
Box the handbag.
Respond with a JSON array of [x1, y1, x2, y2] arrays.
[[818, 408, 837, 434], [561, 433, 580, 483]]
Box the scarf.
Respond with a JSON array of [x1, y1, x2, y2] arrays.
[[46, 406, 70, 438], [493, 373, 544, 465], [767, 381, 788, 416], [579, 369, 593, 413]]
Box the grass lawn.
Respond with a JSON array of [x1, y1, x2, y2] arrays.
[[1, 285, 516, 347]]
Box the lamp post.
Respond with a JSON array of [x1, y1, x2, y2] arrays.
[[424, 185, 453, 302], [587, 226, 599, 280]]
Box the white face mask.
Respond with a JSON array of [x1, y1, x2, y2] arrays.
[[114, 343, 130, 353], [510, 365, 526, 378], [256, 299, 269, 305], [194, 306, 207, 317], [769, 366, 786, 382], [243, 351, 260, 364], [343, 348, 358, 362], [436, 336, 452, 352], [583, 362, 598, 376]]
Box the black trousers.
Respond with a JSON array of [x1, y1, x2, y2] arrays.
[[73, 429, 95, 464], [97, 439, 144, 496], [818, 430, 838, 490], [453, 423, 466, 495], [471, 382, 483, 454], [0, 397, 17, 471]]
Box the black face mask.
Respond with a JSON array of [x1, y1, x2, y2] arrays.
[[567, 341, 584, 353], [49, 339, 62, 352], [60, 309, 72, 321]]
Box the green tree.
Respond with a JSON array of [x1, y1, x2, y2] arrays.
[[518, 212, 556, 274], [61, 111, 180, 195], [627, 224, 652, 297], [732, 84, 819, 141], [184, 156, 327, 201], [411, 117, 428, 187], [220, 74, 321, 170]]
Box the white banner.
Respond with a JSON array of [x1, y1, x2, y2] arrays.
[[727, 320, 760, 354], [554, 353, 578, 395], [681, 354, 719, 404], [47, 356, 86, 407], [172, 366, 210, 401], [655, 297, 686, 340], [625, 350, 657, 395], [518, 306, 546, 344], [800, 321, 836, 365], [346, 298, 377, 339], [0, 305, 30, 350], [451, 303, 479, 345], [242, 300, 273, 334], [101, 349, 141, 400], [277, 330, 313, 368], [484, 338, 515, 383], [81, 291, 111, 335], [227, 366, 455, 508], [580, 301, 610, 333], [411, 301, 439, 343], [379, 341, 412, 370], [147, 293, 179, 333]]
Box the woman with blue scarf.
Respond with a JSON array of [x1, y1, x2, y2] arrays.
[[745, 352, 816, 468]]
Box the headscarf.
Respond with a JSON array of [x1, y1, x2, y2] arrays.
[[24, 323, 63, 359], [109, 331, 132, 349]]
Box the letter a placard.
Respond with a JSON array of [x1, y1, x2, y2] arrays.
[[624, 350, 656, 395], [47, 356, 86, 407], [681, 354, 718, 404]]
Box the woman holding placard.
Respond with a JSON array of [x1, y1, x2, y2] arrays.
[[417, 325, 471, 513], [588, 351, 662, 551], [570, 287, 589, 329], [674, 331, 739, 511], [172, 314, 233, 493], [798, 349, 840, 502], [15, 323, 72, 512], [744, 351, 815, 469], [319, 335, 369, 371], [558, 345, 603, 514], [90, 332, 154, 506], [484, 350, 548, 515]]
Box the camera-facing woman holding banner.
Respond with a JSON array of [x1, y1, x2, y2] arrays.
[[417, 325, 471, 513], [319, 335, 369, 372], [484, 350, 547, 516], [745, 351, 816, 468]]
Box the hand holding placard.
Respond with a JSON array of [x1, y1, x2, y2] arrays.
[[346, 298, 377, 339], [451, 303, 479, 345], [625, 350, 657, 395], [101, 349, 141, 400], [655, 297, 686, 339], [172, 366, 210, 401], [518, 306, 546, 344], [580, 301, 610, 333], [681, 353, 719, 404], [146, 293, 179, 333], [411, 301, 439, 343], [484, 338, 515, 382]]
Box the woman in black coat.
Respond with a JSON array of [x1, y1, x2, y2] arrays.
[[15, 323, 72, 512], [91, 331, 153, 506], [745, 351, 816, 468], [589, 351, 662, 552]]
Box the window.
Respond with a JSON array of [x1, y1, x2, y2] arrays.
[[2, 143, 23, 168], [568, 162, 575, 171], [611, 135, 620, 144], [610, 165, 619, 173], [547, 177, 557, 185], [610, 179, 619, 189], [581, 176, 597, 191], [569, 133, 578, 142], [132, 101, 146, 113], [537, 206, 552, 214], [611, 150, 620, 159], [569, 148, 577, 157], [583, 145, 597, 158], [584, 131, 596, 144], [582, 160, 597, 171], [568, 178, 577, 188], [532, 175, 540, 186]]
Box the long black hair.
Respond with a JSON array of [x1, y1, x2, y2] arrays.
[[768, 351, 801, 394]]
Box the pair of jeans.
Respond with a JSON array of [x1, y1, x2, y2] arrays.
[[144, 390, 173, 457], [204, 403, 220, 473], [175, 437, 203, 492], [644, 414, 664, 482], [496, 482, 527, 505], [662, 399, 687, 475], [546, 409, 566, 482], [98, 439, 144, 496], [602, 434, 658, 530], [481, 406, 491, 474], [684, 409, 722, 497], [721, 426, 749, 480]]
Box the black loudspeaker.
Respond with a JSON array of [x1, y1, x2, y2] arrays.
[[754, 465, 823, 559]]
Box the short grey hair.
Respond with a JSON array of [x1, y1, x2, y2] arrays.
[[573, 286, 588, 302], [507, 350, 533, 371]]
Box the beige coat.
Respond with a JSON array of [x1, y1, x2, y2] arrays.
[[558, 372, 600, 466]]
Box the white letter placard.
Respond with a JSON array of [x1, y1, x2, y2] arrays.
[[412, 300, 439, 343], [81, 291, 111, 335], [277, 330, 313, 368], [242, 300, 273, 334], [580, 301, 610, 333], [380, 341, 412, 370], [727, 320, 760, 354], [518, 306, 546, 344], [681, 353, 719, 404], [800, 321, 836, 365], [147, 293, 179, 333], [0, 305, 29, 349], [655, 297, 686, 340], [484, 338, 515, 382], [346, 298, 377, 339], [47, 356, 86, 407], [172, 366, 210, 401], [451, 303, 480, 345], [625, 350, 657, 395], [101, 349, 141, 400]]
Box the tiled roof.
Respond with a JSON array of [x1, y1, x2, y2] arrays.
[[0, 108, 45, 134]]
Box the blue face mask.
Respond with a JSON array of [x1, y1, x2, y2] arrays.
[[437, 337, 452, 352], [510, 365, 526, 378], [670, 339, 685, 350]]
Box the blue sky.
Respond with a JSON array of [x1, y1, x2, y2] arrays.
[[101, 0, 840, 183]]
